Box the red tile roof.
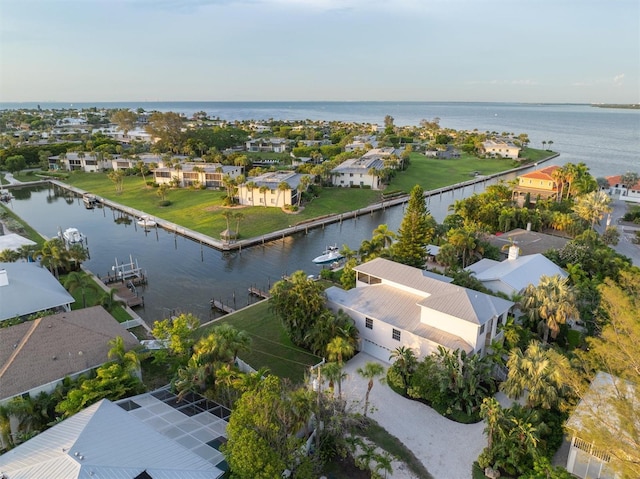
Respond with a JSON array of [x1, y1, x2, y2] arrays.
[[606, 175, 640, 190], [518, 165, 560, 181]]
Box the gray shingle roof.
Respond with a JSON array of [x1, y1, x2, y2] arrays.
[[0, 306, 139, 401]]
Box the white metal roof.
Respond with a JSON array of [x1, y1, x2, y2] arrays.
[[466, 253, 567, 292], [0, 399, 223, 479], [0, 262, 75, 322]]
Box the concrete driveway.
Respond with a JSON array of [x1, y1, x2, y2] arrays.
[[341, 353, 501, 479]]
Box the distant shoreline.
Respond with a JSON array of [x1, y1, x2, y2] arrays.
[[591, 104, 640, 110]]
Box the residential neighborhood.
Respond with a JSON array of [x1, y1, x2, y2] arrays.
[[0, 105, 638, 479]]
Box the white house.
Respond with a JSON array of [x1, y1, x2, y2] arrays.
[[465, 246, 568, 297], [236, 170, 309, 207], [245, 137, 288, 153], [481, 140, 521, 160], [325, 258, 513, 363], [602, 174, 640, 204]]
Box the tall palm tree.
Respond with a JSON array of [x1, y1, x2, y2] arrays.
[[259, 185, 269, 207], [36, 238, 70, 278], [234, 212, 244, 239], [321, 361, 347, 400], [356, 361, 385, 417], [245, 181, 257, 206], [100, 288, 126, 313], [500, 341, 569, 409], [522, 275, 578, 343], [573, 190, 613, 229], [276, 181, 290, 207]]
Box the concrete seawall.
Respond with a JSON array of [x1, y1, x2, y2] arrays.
[[44, 154, 557, 252]]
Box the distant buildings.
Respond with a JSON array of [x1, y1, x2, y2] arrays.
[[480, 139, 521, 160], [602, 174, 640, 204]]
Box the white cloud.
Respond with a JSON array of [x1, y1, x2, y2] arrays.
[[613, 73, 625, 86]]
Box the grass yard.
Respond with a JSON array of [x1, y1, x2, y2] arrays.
[[62, 271, 133, 323], [386, 153, 519, 195], [195, 300, 322, 383], [63, 172, 379, 239]]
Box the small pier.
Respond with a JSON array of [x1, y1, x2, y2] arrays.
[[114, 282, 145, 308], [248, 286, 271, 299], [210, 299, 235, 314]]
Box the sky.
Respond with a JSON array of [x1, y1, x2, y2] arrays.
[[0, 0, 638, 103]]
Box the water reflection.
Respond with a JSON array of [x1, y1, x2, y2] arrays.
[[5, 174, 521, 325]]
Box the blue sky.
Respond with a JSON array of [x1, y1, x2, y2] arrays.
[[1, 0, 638, 103]]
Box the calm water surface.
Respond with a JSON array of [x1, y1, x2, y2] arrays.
[[6, 178, 508, 325]]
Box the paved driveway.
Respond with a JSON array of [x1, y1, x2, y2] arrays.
[[342, 353, 501, 479]]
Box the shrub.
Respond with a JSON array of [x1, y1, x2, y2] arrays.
[[158, 200, 171, 207]]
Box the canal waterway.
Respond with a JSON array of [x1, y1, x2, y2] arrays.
[[4, 174, 517, 325]]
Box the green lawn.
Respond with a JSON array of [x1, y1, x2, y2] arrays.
[[195, 300, 322, 383], [385, 148, 554, 195], [63, 172, 379, 239], [386, 153, 518, 195], [62, 271, 133, 323], [0, 173, 8, 185], [0, 204, 46, 245]]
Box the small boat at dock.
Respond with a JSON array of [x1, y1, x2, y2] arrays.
[[137, 215, 157, 229], [59, 227, 85, 246], [83, 193, 99, 208], [312, 244, 344, 264], [0, 189, 13, 202]]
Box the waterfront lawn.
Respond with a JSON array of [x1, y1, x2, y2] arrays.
[[0, 173, 7, 185], [521, 147, 555, 162], [62, 272, 133, 322], [0, 204, 46, 245], [63, 172, 380, 239], [196, 300, 322, 383], [386, 152, 519, 194]]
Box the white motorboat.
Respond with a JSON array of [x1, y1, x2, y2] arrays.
[[312, 245, 344, 264], [61, 227, 85, 245], [0, 189, 13, 202], [137, 215, 157, 228]]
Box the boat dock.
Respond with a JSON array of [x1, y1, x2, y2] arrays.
[[114, 283, 145, 308], [210, 299, 235, 314], [47, 155, 558, 253], [248, 286, 271, 299]]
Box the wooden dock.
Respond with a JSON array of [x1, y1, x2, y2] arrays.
[[210, 299, 235, 314], [248, 287, 270, 299], [114, 283, 144, 308]]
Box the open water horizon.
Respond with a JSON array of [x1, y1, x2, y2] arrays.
[[2, 101, 638, 178]]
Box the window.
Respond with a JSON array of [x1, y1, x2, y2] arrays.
[[392, 329, 401, 341], [365, 318, 373, 330], [479, 324, 485, 334]]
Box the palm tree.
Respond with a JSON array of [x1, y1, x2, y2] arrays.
[[36, 238, 70, 278], [522, 275, 578, 343], [322, 361, 347, 400], [215, 323, 252, 364], [67, 243, 88, 270], [500, 341, 569, 409], [245, 181, 257, 205], [573, 190, 613, 229], [372, 224, 396, 249], [356, 361, 385, 417], [234, 212, 244, 239], [547, 140, 554, 151], [100, 288, 126, 313], [16, 244, 36, 262], [276, 181, 290, 207], [542, 140, 547, 150], [389, 346, 417, 390], [221, 210, 234, 239], [64, 271, 98, 308], [259, 185, 269, 207], [326, 336, 355, 364]]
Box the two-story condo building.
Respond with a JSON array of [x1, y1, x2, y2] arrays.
[[236, 170, 310, 207], [153, 163, 243, 188], [512, 165, 561, 205]]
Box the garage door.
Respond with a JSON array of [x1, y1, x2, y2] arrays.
[[361, 339, 392, 363]]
